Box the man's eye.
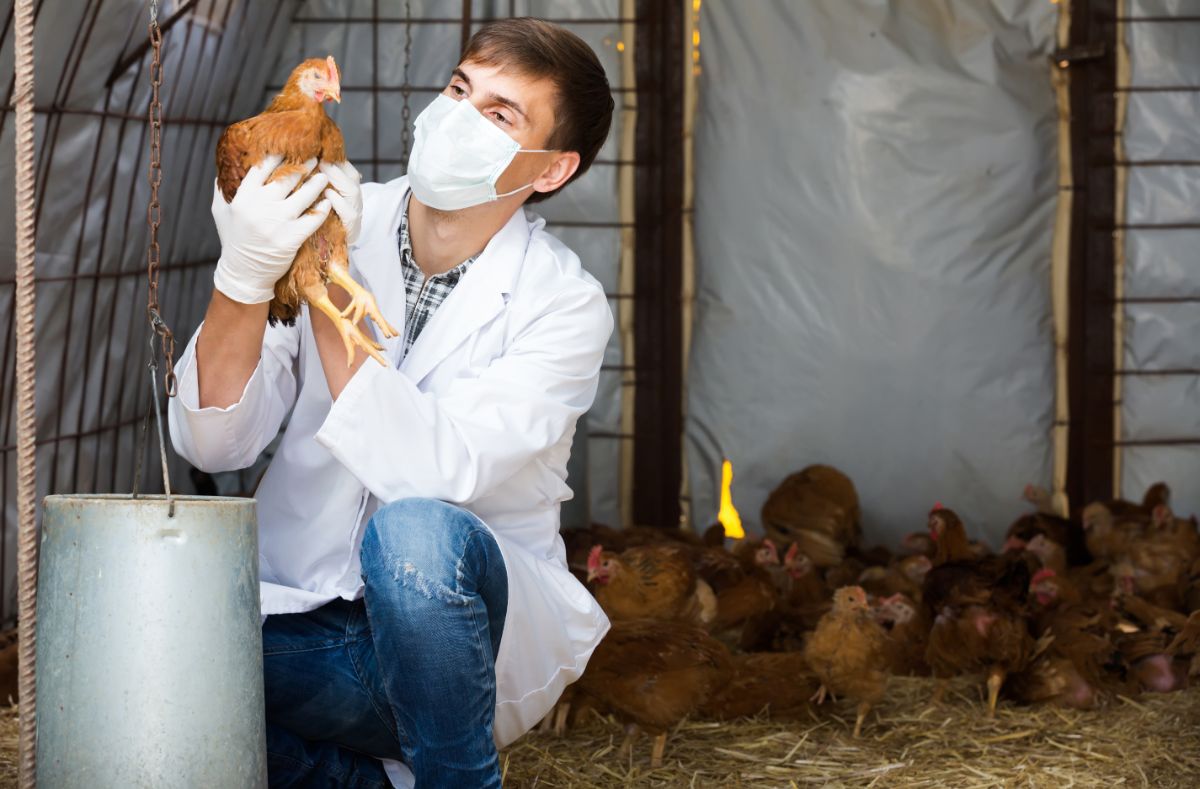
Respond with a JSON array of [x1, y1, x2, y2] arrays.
[[491, 111, 510, 125], [449, 85, 466, 97]]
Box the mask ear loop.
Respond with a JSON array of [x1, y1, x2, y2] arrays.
[[490, 148, 558, 200]]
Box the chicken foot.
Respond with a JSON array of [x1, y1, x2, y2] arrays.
[[986, 667, 1005, 718], [325, 261, 399, 338], [304, 283, 388, 367], [809, 684, 836, 704]]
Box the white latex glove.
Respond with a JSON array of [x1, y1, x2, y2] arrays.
[[320, 160, 363, 245], [211, 155, 331, 304]]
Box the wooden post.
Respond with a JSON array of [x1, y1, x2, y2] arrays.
[[632, 0, 686, 528], [1065, 0, 1119, 509]]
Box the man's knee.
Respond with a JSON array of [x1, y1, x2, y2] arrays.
[[360, 498, 487, 594]]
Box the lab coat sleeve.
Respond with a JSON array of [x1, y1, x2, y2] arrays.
[[167, 318, 300, 472], [314, 282, 613, 506]]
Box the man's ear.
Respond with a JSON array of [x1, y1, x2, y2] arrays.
[[531, 151, 581, 197]]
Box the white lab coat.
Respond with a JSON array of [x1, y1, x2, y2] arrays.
[[168, 177, 613, 787]]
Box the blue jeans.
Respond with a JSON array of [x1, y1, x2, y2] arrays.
[[262, 498, 508, 788]]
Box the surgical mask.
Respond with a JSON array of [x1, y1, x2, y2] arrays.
[[406, 94, 552, 211]]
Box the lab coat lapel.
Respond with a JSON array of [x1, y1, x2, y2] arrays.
[[400, 206, 530, 384]]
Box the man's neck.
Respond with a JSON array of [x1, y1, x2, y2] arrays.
[[407, 195, 518, 277]]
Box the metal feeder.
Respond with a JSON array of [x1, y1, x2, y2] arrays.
[[35, 494, 267, 788]]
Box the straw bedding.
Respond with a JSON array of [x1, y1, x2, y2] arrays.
[[0, 677, 1194, 787]]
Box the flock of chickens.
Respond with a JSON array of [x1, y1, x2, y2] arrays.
[[552, 465, 1200, 768]]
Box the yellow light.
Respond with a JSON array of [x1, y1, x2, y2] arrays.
[[693, 29, 701, 46], [717, 459, 745, 539], [616, 41, 625, 52]]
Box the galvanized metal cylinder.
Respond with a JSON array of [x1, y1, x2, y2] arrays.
[[36, 494, 267, 788]]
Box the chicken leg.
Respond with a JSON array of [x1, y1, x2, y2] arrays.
[[304, 282, 388, 367], [931, 677, 949, 705], [853, 701, 871, 738], [649, 732, 668, 769], [552, 699, 571, 736], [986, 667, 1005, 718], [325, 261, 399, 338], [617, 723, 639, 763]]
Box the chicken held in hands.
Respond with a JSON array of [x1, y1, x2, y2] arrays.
[[216, 56, 397, 366]]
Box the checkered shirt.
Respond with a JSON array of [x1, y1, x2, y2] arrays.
[[396, 196, 478, 360]]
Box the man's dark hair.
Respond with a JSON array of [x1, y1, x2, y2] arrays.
[[460, 17, 614, 204]]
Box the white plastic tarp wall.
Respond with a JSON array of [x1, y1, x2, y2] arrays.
[[1119, 0, 1200, 518], [685, 1, 1059, 546]]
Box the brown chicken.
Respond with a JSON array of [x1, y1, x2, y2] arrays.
[[761, 464, 861, 567], [922, 506, 1035, 716], [874, 593, 932, 676], [699, 651, 817, 720], [587, 544, 716, 625], [1167, 610, 1200, 680], [574, 618, 732, 767], [1011, 570, 1130, 708], [802, 586, 889, 736], [858, 554, 931, 602], [1008, 485, 1090, 566], [0, 629, 17, 706], [216, 56, 397, 365]]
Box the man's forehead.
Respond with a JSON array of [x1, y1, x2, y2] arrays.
[[455, 60, 548, 91]]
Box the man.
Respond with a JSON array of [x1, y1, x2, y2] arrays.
[[168, 18, 614, 788]]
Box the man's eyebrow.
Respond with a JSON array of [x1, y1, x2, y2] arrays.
[[451, 67, 471, 86], [488, 92, 528, 120]]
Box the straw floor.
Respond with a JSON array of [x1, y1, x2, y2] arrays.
[[0, 677, 1195, 787]]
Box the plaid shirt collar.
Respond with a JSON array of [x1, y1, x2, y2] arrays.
[[397, 194, 478, 359]]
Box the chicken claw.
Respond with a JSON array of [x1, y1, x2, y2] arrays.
[[810, 684, 828, 705], [306, 285, 388, 367], [326, 262, 399, 338]]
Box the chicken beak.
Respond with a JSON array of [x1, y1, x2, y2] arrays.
[[586, 567, 599, 583], [330, 86, 341, 104]]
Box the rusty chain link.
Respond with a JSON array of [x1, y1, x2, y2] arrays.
[[146, 0, 177, 397], [400, 0, 413, 164]]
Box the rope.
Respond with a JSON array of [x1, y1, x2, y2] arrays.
[[12, 0, 39, 783]]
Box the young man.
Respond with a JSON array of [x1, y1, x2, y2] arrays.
[[168, 19, 615, 788]]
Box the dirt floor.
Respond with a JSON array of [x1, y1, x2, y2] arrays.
[[0, 677, 1196, 787]]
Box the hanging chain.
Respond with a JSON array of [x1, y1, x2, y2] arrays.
[[146, 0, 177, 398], [136, 0, 176, 514], [400, 0, 413, 164]]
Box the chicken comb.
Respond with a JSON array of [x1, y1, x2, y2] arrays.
[[931, 501, 944, 511], [325, 55, 338, 83], [1031, 567, 1057, 585], [784, 541, 800, 563], [587, 544, 604, 570]]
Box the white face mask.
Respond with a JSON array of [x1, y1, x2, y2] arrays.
[[406, 94, 552, 211]]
